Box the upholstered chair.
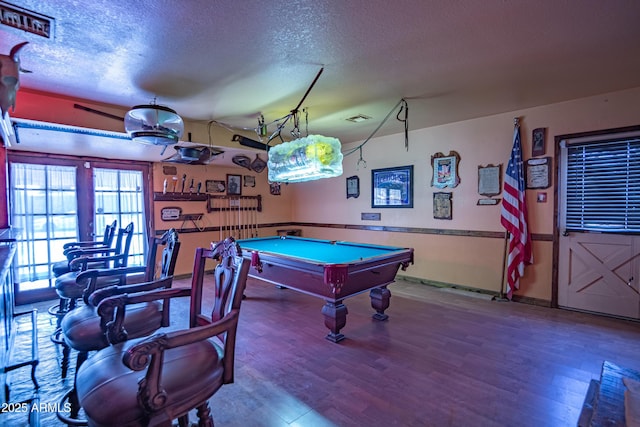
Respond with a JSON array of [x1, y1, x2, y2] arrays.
[[51, 220, 118, 277], [75, 237, 250, 427], [56, 229, 181, 424]]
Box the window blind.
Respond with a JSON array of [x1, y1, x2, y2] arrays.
[[565, 137, 640, 233]]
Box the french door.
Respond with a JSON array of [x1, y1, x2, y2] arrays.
[[8, 153, 152, 304]]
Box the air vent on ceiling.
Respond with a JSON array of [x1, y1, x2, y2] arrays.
[[0, 1, 54, 38], [346, 114, 371, 123]]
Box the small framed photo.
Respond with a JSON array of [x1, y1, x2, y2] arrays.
[[205, 180, 226, 193], [532, 128, 546, 157], [431, 151, 461, 189], [226, 174, 242, 195], [269, 182, 281, 195], [243, 175, 256, 187], [346, 176, 360, 199], [371, 165, 413, 208]]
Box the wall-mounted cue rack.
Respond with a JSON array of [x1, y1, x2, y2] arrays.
[[208, 195, 262, 239], [206, 195, 262, 213]]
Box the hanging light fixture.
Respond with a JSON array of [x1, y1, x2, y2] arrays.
[[268, 134, 343, 183], [124, 102, 184, 146]]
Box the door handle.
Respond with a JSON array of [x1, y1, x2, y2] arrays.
[[562, 229, 569, 237], [629, 276, 635, 286]]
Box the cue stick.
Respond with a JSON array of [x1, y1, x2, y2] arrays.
[[218, 198, 222, 242]]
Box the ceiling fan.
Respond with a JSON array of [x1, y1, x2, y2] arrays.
[[162, 145, 225, 165]]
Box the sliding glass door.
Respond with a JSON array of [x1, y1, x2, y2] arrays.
[[8, 153, 152, 304]]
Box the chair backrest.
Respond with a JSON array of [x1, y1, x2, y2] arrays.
[[190, 237, 250, 384], [143, 228, 181, 282], [112, 222, 135, 268], [101, 220, 118, 247]]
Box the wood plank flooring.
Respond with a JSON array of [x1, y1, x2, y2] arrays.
[[6, 277, 640, 426]]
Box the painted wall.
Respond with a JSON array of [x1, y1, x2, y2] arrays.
[[291, 86, 640, 302], [5, 86, 640, 302]]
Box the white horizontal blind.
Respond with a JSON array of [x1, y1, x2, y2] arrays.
[[565, 136, 640, 233]]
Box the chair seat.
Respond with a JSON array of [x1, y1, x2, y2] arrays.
[[77, 337, 224, 427], [52, 260, 71, 277], [61, 301, 163, 352], [55, 273, 121, 300]]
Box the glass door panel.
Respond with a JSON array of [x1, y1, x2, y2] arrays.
[[10, 163, 79, 291]]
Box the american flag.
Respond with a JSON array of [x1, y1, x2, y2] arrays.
[[500, 122, 533, 299]]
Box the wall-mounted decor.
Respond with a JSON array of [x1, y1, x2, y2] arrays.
[[226, 174, 242, 195], [477, 164, 501, 196], [361, 212, 381, 221], [525, 157, 552, 189], [206, 179, 226, 193], [433, 192, 452, 219], [532, 127, 546, 157], [269, 182, 281, 195], [160, 207, 182, 221], [243, 175, 255, 187], [371, 165, 413, 208], [431, 151, 460, 188], [346, 175, 360, 198]]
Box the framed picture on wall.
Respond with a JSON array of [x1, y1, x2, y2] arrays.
[[371, 165, 413, 208], [226, 174, 242, 195], [433, 192, 452, 220], [431, 151, 461, 189], [532, 128, 546, 157], [205, 180, 226, 193], [346, 175, 360, 198]]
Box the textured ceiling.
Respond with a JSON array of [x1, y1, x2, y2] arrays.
[[2, 0, 640, 161]]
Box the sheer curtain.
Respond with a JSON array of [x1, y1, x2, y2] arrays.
[[94, 168, 146, 265], [11, 163, 78, 286]]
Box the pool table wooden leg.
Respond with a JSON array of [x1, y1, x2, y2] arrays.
[[321, 300, 348, 343], [370, 286, 390, 321]]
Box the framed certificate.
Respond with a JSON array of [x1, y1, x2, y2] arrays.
[[525, 157, 552, 189]]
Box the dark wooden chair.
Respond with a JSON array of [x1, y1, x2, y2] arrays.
[[75, 237, 250, 427], [53, 222, 135, 320], [56, 229, 181, 424], [51, 220, 118, 277]]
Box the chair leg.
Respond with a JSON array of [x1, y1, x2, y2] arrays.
[[69, 350, 89, 419], [61, 342, 71, 379], [177, 415, 190, 427], [196, 402, 214, 427]]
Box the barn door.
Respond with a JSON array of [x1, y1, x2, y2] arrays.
[[557, 128, 640, 319]]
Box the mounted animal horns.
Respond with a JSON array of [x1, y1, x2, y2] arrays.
[[0, 41, 31, 117], [10, 42, 31, 73]]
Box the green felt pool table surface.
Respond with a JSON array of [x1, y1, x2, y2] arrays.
[[236, 236, 410, 264]]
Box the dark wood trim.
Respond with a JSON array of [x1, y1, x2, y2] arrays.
[[158, 221, 555, 242], [0, 144, 8, 228], [155, 222, 294, 235], [290, 222, 553, 241]]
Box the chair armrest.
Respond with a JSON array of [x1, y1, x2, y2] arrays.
[[63, 241, 108, 251], [96, 285, 191, 344], [77, 266, 148, 303], [69, 252, 126, 270], [121, 310, 239, 412], [65, 246, 115, 258], [86, 272, 170, 306]]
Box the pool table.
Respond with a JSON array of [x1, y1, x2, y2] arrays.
[[236, 236, 414, 342]]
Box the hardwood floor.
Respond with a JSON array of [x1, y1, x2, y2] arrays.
[[6, 277, 640, 426]]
